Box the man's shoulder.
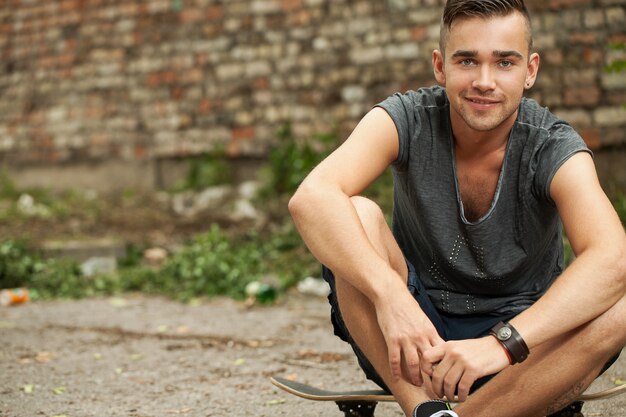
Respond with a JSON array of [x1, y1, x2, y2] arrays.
[[517, 98, 572, 134], [383, 85, 448, 110]]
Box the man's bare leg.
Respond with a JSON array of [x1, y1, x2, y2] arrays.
[[333, 196, 434, 416], [455, 295, 626, 417]]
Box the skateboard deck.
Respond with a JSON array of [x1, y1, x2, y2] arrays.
[[270, 376, 626, 417]]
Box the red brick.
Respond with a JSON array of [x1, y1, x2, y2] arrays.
[[180, 9, 204, 24], [232, 127, 255, 141], [146, 73, 161, 88], [543, 50, 564, 66], [170, 87, 185, 100], [183, 68, 203, 84], [411, 27, 427, 41], [281, 0, 303, 12], [564, 87, 600, 106], [198, 99, 213, 114], [290, 10, 312, 26], [207, 5, 224, 20], [134, 144, 146, 159], [550, 0, 591, 9], [227, 140, 241, 156], [582, 48, 602, 64], [607, 34, 626, 44], [568, 32, 597, 45], [253, 77, 269, 90], [161, 71, 177, 84]]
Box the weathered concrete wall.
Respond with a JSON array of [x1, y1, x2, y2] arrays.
[[0, 0, 624, 193]]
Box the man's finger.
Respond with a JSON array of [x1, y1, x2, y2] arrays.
[[430, 357, 451, 398], [457, 369, 478, 402], [388, 344, 402, 381], [402, 342, 423, 386], [421, 345, 444, 376], [443, 363, 464, 402]]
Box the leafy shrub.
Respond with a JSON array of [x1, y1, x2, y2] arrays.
[[259, 123, 337, 198]]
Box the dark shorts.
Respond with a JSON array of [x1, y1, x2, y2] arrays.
[[322, 261, 620, 394]]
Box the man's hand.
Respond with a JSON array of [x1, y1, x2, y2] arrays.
[[374, 287, 444, 386], [421, 336, 510, 401]]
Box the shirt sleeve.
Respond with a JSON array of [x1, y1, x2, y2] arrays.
[[533, 122, 592, 205], [374, 91, 421, 171]]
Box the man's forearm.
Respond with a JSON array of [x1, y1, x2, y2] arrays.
[[510, 247, 626, 351]]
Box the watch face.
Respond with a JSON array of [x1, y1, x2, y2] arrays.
[[497, 327, 512, 341]]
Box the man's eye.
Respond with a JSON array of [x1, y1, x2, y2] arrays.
[[461, 59, 474, 66], [499, 60, 513, 68]]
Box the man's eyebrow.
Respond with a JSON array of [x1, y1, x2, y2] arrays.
[[451, 50, 477, 59], [493, 50, 524, 60], [450, 50, 525, 60]]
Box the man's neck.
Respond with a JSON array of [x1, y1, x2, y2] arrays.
[[451, 112, 516, 159]]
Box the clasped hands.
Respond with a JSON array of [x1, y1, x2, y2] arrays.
[[376, 299, 510, 402]]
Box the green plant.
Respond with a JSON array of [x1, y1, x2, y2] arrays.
[[258, 124, 338, 198], [173, 149, 233, 192], [157, 224, 264, 300], [605, 42, 626, 74], [0, 171, 19, 200]]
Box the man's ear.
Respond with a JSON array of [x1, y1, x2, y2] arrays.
[[432, 50, 446, 86], [524, 52, 540, 90]]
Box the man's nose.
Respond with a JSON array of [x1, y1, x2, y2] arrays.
[[472, 65, 496, 91]]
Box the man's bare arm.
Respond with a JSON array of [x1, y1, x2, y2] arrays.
[[421, 152, 626, 401], [288, 107, 401, 300], [510, 151, 626, 347], [289, 107, 444, 384]]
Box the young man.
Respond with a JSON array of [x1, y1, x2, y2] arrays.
[[288, 0, 626, 416]]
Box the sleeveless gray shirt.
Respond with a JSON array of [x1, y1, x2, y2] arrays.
[[376, 86, 591, 315]]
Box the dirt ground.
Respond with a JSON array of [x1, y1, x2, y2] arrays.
[[0, 293, 624, 417]]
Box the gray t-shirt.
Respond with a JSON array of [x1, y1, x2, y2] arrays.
[[376, 86, 590, 316]]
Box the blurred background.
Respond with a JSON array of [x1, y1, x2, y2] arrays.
[[0, 0, 624, 302]]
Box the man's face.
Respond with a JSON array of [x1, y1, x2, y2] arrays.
[[433, 12, 539, 134]]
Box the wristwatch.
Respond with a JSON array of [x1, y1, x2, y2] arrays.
[[490, 321, 530, 364]]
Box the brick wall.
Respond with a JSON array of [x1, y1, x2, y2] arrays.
[[0, 0, 624, 190]]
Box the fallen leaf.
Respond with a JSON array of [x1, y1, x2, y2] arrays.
[[93, 353, 102, 360], [615, 379, 625, 385], [130, 354, 143, 361], [156, 325, 169, 333], [187, 298, 202, 306], [109, 297, 127, 308], [233, 358, 245, 366], [115, 367, 124, 374], [51, 415, 70, 417], [266, 399, 286, 405], [164, 407, 194, 414], [0, 321, 16, 329], [21, 384, 34, 393], [35, 351, 55, 363], [52, 386, 66, 394], [175, 325, 191, 334]]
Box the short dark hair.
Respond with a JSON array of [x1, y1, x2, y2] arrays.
[[439, 0, 533, 54]]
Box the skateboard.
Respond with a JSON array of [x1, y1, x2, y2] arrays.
[[270, 375, 626, 417]]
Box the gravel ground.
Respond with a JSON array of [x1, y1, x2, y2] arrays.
[[0, 294, 624, 417]]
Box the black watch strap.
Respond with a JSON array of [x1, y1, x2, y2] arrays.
[[490, 321, 529, 364]]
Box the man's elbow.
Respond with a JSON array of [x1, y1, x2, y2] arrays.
[[607, 238, 626, 292], [617, 242, 626, 288], [288, 182, 314, 221]]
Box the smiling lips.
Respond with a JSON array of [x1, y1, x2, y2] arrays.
[[465, 96, 501, 110]]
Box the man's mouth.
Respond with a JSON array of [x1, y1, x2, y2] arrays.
[[466, 97, 499, 104], [465, 96, 500, 109]]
